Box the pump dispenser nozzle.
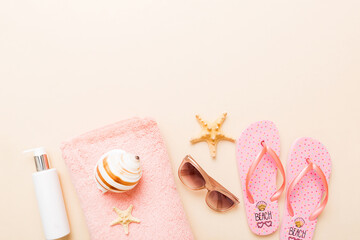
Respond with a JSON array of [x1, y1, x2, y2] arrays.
[[24, 147, 50, 171]]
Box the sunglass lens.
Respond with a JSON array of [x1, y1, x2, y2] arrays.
[[207, 190, 235, 211], [179, 162, 205, 189]]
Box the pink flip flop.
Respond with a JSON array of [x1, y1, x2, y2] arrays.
[[236, 121, 286, 235], [280, 137, 331, 240]]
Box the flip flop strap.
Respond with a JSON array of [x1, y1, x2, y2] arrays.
[[245, 141, 286, 204], [286, 158, 329, 221]]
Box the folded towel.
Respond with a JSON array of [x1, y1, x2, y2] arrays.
[[61, 117, 193, 240]]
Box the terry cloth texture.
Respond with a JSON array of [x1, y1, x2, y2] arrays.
[[61, 117, 193, 240]]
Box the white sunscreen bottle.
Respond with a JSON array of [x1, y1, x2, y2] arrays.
[[25, 147, 70, 240]]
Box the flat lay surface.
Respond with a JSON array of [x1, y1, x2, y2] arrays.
[[1, 0, 360, 239]]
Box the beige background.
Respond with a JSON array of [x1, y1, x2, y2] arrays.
[[1, 0, 360, 239]]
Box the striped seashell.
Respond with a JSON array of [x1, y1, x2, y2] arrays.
[[94, 149, 142, 193]]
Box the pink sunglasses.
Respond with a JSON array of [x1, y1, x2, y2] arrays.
[[178, 155, 239, 212]]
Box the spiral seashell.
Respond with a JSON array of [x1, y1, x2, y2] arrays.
[[94, 149, 142, 193]]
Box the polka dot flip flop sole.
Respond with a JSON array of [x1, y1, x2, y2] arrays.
[[280, 137, 331, 240], [236, 121, 286, 236]]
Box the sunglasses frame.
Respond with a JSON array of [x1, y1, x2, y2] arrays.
[[178, 155, 240, 212]]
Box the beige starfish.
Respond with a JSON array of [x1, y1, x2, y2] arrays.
[[110, 205, 140, 235], [191, 113, 235, 158]]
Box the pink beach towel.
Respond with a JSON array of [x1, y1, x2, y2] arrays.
[[60, 117, 193, 240]]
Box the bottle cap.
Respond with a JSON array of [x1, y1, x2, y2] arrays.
[[24, 147, 50, 171]]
